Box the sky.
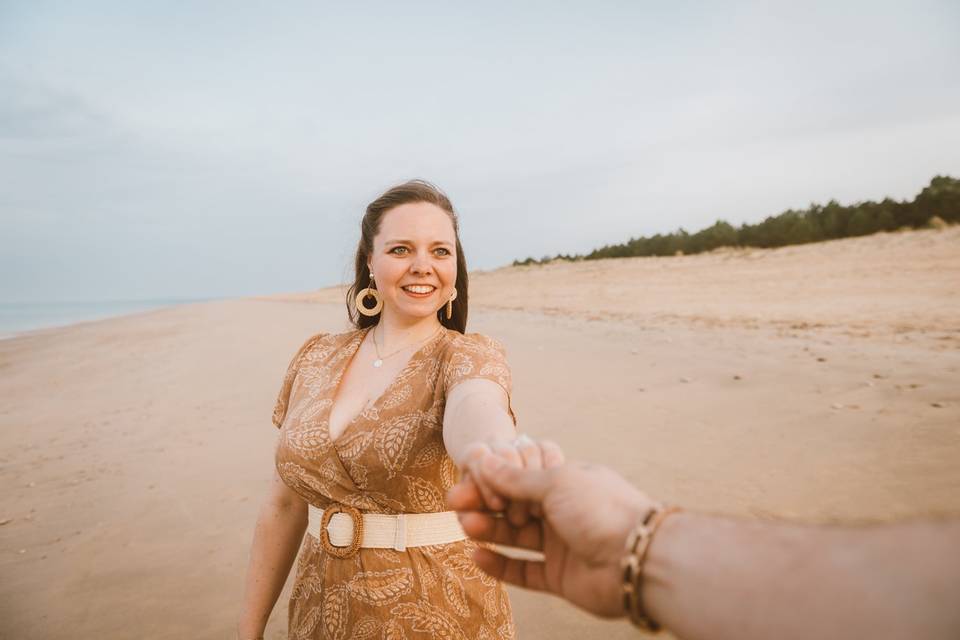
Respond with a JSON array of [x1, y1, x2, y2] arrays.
[[1, 1, 959, 303]]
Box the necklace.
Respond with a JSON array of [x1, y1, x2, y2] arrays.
[[371, 324, 444, 368]]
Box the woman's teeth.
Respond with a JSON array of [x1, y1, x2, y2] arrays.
[[402, 285, 435, 294]]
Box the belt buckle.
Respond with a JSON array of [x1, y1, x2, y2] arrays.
[[320, 504, 364, 559]]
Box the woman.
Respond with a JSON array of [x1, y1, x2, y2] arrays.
[[237, 180, 562, 639]]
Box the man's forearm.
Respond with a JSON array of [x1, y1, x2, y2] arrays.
[[642, 513, 960, 640]]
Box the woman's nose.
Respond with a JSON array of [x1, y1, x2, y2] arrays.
[[409, 252, 433, 275]]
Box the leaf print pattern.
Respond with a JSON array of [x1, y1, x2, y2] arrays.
[[445, 352, 474, 387], [411, 441, 443, 468], [285, 425, 331, 455], [346, 568, 414, 606], [392, 354, 432, 389], [341, 490, 406, 513], [374, 414, 421, 479], [421, 407, 443, 432], [293, 605, 323, 639], [483, 588, 499, 626], [479, 361, 510, 384], [441, 547, 497, 587], [337, 430, 374, 460], [443, 334, 512, 389], [380, 619, 408, 640], [418, 565, 438, 592], [406, 475, 445, 512], [347, 460, 368, 489], [323, 585, 350, 640], [373, 548, 402, 564], [391, 600, 470, 640], [314, 456, 341, 494], [440, 456, 457, 490], [500, 591, 511, 615], [497, 591, 517, 639], [349, 617, 380, 640], [290, 397, 332, 429], [382, 382, 413, 409], [277, 462, 333, 497], [442, 570, 470, 618], [273, 329, 516, 638], [291, 575, 324, 601], [272, 333, 327, 428], [423, 357, 443, 388]]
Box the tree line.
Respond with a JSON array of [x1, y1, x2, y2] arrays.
[[512, 175, 959, 265]]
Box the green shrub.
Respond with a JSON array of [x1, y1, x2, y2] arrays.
[[512, 176, 957, 265]]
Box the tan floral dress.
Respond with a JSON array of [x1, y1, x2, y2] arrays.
[[271, 326, 518, 640]]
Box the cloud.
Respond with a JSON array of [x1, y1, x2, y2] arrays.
[[0, 77, 112, 141], [1, 3, 959, 301]]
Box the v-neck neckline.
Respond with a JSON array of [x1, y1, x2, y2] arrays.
[[326, 324, 447, 447]]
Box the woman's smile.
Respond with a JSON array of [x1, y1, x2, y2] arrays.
[[401, 284, 437, 298]]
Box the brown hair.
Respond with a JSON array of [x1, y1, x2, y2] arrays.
[[346, 179, 469, 333]]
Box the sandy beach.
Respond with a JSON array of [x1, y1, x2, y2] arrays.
[[2, 226, 958, 639]]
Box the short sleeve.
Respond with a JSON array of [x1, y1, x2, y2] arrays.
[[271, 332, 327, 429], [442, 333, 517, 426]]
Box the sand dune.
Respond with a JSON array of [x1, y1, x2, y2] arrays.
[[2, 227, 958, 639], [295, 226, 960, 344]]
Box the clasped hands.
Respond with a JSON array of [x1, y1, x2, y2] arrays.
[[456, 434, 564, 525], [449, 436, 662, 618]]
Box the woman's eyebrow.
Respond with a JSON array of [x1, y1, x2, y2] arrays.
[[384, 239, 454, 247]]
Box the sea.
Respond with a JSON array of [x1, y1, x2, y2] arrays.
[[0, 298, 211, 339]]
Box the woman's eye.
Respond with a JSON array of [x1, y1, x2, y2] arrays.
[[389, 246, 450, 256]]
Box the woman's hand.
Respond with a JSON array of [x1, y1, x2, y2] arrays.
[[458, 435, 565, 525], [442, 378, 564, 523], [447, 455, 661, 618]]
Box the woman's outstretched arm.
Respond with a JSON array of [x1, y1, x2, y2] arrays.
[[442, 378, 563, 523], [236, 469, 308, 640]]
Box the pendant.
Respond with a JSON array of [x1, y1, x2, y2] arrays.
[[373, 359, 383, 368]]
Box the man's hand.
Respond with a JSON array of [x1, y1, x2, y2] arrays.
[[447, 455, 659, 618], [458, 435, 564, 525]]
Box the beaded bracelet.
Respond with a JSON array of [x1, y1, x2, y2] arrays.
[[621, 505, 681, 631]]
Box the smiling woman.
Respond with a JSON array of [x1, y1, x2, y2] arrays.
[[347, 180, 469, 333], [362, 200, 459, 337], [236, 180, 564, 640]]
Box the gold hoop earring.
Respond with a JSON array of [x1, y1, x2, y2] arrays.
[[445, 288, 458, 320], [356, 279, 383, 317]]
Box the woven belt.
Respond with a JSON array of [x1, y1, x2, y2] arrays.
[[307, 503, 467, 558]]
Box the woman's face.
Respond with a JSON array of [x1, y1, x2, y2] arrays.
[[368, 201, 458, 325]]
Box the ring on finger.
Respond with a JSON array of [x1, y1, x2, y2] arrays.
[[513, 433, 535, 448]]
